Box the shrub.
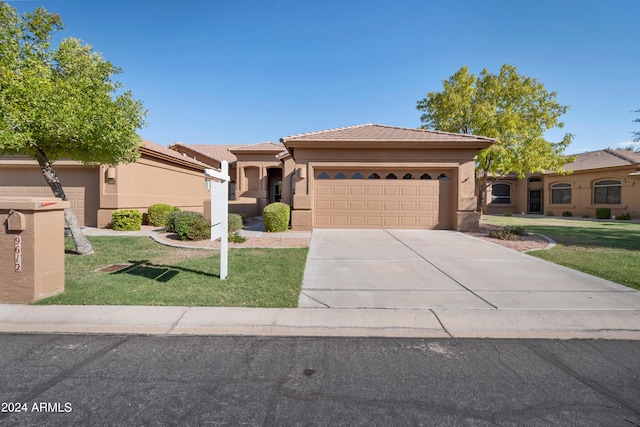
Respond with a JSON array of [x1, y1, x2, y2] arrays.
[[595, 208, 611, 219], [228, 231, 247, 243], [238, 213, 248, 224], [503, 211, 512, 217], [488, 226, 526, 241], [175, 215, 211, 241], [165, 211, 203, 233], [263, 202, 290, 232], [545, 210, 554, 216], [228, 213, 243, 233], [618, 212, 633, 221], [111, 209, 142, 231], [147, 204, 179, 227], [562, 211, 573, 217]]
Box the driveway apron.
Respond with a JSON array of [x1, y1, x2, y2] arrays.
[[299, 229, 640, 310]]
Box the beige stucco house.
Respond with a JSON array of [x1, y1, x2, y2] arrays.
[[484, 149, 640, 218], [0, 140, 211, 227]]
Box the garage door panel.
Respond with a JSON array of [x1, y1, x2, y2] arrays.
[[314, 174, 452, 229]]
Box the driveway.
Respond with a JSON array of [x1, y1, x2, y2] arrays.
[[299, 229, 640, 310]]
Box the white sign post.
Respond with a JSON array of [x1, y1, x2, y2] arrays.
[[205, 161, 230, 280]]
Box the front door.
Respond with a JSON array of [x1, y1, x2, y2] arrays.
[[528, 189, 542, 214]]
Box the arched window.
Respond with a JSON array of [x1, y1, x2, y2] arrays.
[[368, 173, 380, 179], [529, 177, 542, 183], [351, 172, 364, 179], [491, 183, 511, 204], [594, 180, 621, 204], [335, 172, 347, 179], [551, 183, 572, 204], [317, 172, 330, 179], [385, 173, 397, 180], [420, 173, 432, 180], [402, 173, 414, 180], [437, 173, 449, 180]]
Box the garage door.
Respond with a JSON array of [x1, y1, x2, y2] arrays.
[[314, 171, 452, 229], [0, 166, 100, 227]]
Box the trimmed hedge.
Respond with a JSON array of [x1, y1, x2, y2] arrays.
[[263, 202, 290, 232], [175, 215, 211, 241], [165, 211, 204, 233], [111, 209, 142, 231], [596, 208, 611, 219], [228, 213, 243, 233], [147, 204, 179, 227]]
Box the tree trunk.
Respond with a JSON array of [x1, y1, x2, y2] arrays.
[[34, 147, 94, 255]]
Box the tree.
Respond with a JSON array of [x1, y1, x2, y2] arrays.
[[0, 3, 147, 254], [416, 65, 573, 212], [633, 109, 640, 143]]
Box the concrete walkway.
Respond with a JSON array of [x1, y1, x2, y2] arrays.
[[2, 227, 638, 340], [300, 229, 640, 311]]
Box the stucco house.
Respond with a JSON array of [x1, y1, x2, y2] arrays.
[[0, 140, 211, 227], [484, 149, 640, 218]]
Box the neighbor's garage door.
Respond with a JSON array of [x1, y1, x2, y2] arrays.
[[314, 173, 452, 229], [0, 166, 100, 227]]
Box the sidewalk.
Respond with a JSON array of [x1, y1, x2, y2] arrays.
[[1, 305, 639, 339]]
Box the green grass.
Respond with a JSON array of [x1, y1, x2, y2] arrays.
[[34, 236, 308, 307], [482, 215, 640, 290]]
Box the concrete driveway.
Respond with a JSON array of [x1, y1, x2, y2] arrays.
[[299, 229, 640, 310]]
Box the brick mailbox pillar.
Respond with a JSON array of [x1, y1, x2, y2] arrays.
[[0, 197, 70, 303]]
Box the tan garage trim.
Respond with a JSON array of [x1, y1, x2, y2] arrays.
[[313, 170, 453, 229]]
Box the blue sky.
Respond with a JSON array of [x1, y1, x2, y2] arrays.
[[9, 0, 640, 153]]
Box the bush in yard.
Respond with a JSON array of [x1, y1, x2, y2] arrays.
[[562, 211, 573, 217], [238, 213, 248, 224], [488, 226, 526, 241], [228, 231, 247, 243], [147, 204, 180, 227], [545, 210, 554, 216], [165, 211, 203, 233], [111, 210, 142, 231], [228, 213, 243, 233], [175, 215, 211, 241], [596, 208, 611, 219], [618, 212, 632, 221], [503, 211, 512, 217], [263, 202, 290, 232]]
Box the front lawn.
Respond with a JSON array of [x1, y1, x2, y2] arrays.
[[34, 236, 308, 307], [482, 216, 640, 290]]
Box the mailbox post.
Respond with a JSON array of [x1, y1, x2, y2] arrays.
[[205, 161, 230, 280]]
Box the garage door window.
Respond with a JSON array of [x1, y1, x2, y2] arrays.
[[385, 173, 397, 179], [352, 173, 363, 179], [437, 173, 449, 180], [403, 173, 414, 180], [317, 172, 330, 179], [335, 172, 347, 179], [420, 173, 432, 180], [369, 173, 380, 179]]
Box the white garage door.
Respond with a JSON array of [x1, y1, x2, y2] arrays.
[[314, 171, 452, 229]]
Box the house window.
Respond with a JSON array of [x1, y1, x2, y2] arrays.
[[317, 172, 330, 179], [368, 173, 380, 179], [551, 183, 571, 204], [437, 173, 449, 180], [593, 180, 621, 204], [420, 173, 432, 180], [529, 177, 542, 183], [402, 173, 414, 180], [385, 173, 397, 179], [335, 172, 347, 179], [351, 172, 364, 179], [491, 183, 511, 204]]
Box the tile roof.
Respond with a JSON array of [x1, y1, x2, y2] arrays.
[[170, 143, 238, 163], [563, 149, 640, 172], [229, 142, 286, 152], [280, 124, 495, 143], [141, 139, 210, 169]]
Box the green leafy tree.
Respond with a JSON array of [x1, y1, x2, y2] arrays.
[[633, 109, 640, 143], [417, 65, 573, 212], [0, 3, 147, 254]]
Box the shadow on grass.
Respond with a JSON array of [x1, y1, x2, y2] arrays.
[[113, 260, 221, 282]]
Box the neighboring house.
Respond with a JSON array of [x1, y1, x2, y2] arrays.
[[0, 140, 211, 227], [484, 149, 640, 218]]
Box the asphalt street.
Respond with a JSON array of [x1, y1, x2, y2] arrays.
[[1, 334, 639, 426]]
